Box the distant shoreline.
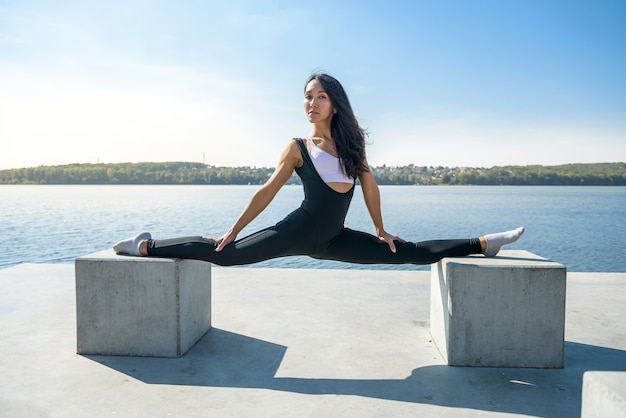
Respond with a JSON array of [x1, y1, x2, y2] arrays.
[[1, 161, 624, 186]]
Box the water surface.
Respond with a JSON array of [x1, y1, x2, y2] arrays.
[[1, 185, 624, 271]]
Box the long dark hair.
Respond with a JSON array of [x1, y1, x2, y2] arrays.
[[305, 73, 369, 179]]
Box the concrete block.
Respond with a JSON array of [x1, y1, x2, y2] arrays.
[[430, 250, 566, 368], [75, 249, 211, 357], [582, 371, 626, 418]]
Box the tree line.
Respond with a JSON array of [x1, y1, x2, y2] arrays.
[[0, 161, 624, 186]]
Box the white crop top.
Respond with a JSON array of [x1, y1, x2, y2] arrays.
[[306, 137, 354, 184]]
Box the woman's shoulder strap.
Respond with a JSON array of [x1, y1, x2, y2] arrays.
[[292, 137, 307, 151], [292, 137, 313, 167]]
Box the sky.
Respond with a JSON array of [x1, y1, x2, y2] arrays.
[[1, 0, 625, 169]]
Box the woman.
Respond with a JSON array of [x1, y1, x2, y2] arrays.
[[114, 73, 524, 265]]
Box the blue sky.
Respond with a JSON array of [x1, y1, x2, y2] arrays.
[[1, 0, 624, 169]]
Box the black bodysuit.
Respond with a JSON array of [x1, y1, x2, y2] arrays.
[[147, 138, 481, 265]]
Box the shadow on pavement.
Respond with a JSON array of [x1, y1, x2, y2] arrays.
[[87, 329, 626, 417]]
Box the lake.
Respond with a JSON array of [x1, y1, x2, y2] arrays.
[[1, 185, 624, 272]]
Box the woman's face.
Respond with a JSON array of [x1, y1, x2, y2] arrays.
[[304, 79, 335, 124]]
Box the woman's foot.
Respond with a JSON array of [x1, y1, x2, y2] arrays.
[[483, 227, 525, 257], [113, 232, 151, 256]]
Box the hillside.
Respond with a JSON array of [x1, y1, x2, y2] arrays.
[[1, 162, 624, 186]]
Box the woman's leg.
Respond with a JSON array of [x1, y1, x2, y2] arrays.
[[317, 228, 480, 265], [118, 209, 316, 266], [319, 226, 524, 265], [146, 226, 305, 266]]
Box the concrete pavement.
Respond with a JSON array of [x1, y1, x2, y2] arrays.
[[0, 263, 625, 417]]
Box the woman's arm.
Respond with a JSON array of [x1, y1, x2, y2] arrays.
[[212, 140, 303, 251], [358, 158, 404, 253]]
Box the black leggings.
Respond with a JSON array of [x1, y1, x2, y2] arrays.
[[147, 207, 482, 266]]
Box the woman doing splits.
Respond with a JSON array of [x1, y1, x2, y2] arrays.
[[114, 73, 524, 266]]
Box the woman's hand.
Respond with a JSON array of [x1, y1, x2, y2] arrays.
[[203, 230, 237, 252], [377, 229, 405, 253]]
